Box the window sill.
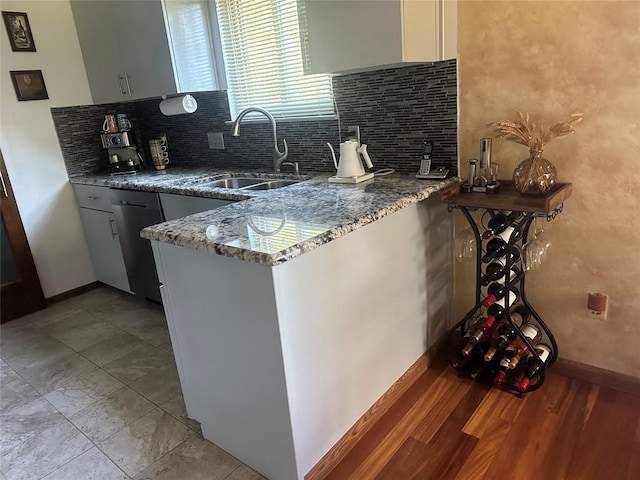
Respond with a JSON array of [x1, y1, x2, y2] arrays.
[[224, 115, 337, 126]]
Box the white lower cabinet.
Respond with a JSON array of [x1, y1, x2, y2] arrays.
[[78, 207, 130, 292], [73, 184, 235, 293], [74, 184, 130, 292]]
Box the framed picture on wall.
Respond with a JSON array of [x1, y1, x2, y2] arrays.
[[2, 11, 36, 52], [10, 70, 49, 101]]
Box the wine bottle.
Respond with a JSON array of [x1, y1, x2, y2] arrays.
[[483, 287, 519, 310], [481, 262, 520, 286], [466, 343, 491, 379], [483, 311, 526, 362], [482, 227, 521, 263], [481, 271, 525, 307], [492, 245, 522, 267], [486, 289, 519, 316], [517, 343, 552, 392], [461, 316, 484, 340], [482, 240, 508, 263], [462, 316, 497, 354], [494, 324, 541, 384], [482, 211, 522, 239], [455, 342, 489, 376], [507, 324, 542, 369], [453, 316, 489, 367]]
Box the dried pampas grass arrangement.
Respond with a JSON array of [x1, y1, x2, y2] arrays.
[[488, 111, 583, 194], [489, 111, 583, 153]]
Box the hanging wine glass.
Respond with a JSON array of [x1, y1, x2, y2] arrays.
[[455, 226, 476, 262], [532, 216, 551, 268], [522, 230, 538, 272], [522, 217, 549, 271], [536, 216, 552, 259]]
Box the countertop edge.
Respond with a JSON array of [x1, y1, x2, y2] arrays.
[[70, 170, 460, 266], [141, 178, 460, 266]]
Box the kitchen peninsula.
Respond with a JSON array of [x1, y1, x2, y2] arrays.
[[75, 171, 457, 479]]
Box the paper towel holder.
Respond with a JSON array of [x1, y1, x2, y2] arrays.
[[159, 94, 198, 116]]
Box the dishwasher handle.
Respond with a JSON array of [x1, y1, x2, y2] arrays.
[[110, 190, 163, 214], [116, 200, 153, 209]]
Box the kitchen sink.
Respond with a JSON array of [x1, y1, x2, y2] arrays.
[[244, 180, 299, 190], [197, 178, 265, 189], [196, 177, 299, 191]]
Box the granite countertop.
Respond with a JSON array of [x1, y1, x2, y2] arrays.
[[69, 168, 306, 202], [70, 169, 459, 266]]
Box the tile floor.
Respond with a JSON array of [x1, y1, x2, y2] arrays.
[[0, 286, 265, 480]]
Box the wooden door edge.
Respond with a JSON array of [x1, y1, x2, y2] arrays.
[[0, 149, 46, 321]]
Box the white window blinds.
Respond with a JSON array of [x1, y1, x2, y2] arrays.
[[163, 0, 218, 92], [214, 0, 334, 118]]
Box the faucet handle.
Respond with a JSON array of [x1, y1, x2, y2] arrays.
[[281, 161, 300, 176]]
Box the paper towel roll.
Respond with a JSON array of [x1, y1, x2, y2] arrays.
[[159, 95, 198, 116]]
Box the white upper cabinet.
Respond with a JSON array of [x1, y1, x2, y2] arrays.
[[299, 0, 457, 75], [71, 0, 177, 104]]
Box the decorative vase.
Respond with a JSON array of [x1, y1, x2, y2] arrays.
[[512, 149, 557, 195]]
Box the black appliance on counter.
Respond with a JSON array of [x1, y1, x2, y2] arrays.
[[100, 131, 143, 175]]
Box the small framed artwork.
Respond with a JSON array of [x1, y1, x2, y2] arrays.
[[2, 11, 36, 52], [10, 70, 49, 101]]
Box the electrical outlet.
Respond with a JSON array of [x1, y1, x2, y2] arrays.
[[587, 292, 609, 321], [207, 132, 225, 150], [347, 125, 360, 143], [588, 309, 608, 321]]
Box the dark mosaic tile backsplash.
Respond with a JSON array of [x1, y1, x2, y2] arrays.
[[51, 103, 139, 176], [52, 59, 457, 177]]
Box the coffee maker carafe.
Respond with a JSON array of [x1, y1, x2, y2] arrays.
[[100, 114, 143, 175]]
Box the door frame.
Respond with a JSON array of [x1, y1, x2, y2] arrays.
[[1, 149, 46, 322]]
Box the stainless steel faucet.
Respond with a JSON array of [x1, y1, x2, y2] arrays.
[[230, 107, 288, 172]]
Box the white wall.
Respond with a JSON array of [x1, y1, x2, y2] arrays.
[[0, 0, 95, 297]]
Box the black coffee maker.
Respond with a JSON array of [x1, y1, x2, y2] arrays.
[[100, 115, 143, 175]]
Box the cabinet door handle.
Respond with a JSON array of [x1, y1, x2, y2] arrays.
[[116, 74, 127, 97], [123, 72, 132, 97], [0, 171, 7, 198], [87, 195, 98, 201], [108, 218, 118, 238]]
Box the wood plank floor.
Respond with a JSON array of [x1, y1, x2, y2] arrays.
[[321, 355, 640, 480]]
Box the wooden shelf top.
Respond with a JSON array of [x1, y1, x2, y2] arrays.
[[440, 180, 572, 214]]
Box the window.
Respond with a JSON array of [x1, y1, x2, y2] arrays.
[[163, 0, 220, 92], [164, 0, 334, 119]]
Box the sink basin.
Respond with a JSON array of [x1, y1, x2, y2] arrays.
[[196, 177, 299, 191], [244, 180, 299, 190], [197, 178, 265, 189]]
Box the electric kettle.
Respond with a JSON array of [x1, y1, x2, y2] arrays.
[[327, 140, 373, 178]]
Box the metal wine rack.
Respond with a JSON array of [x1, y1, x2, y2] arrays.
[[441, 180, 572, 396]]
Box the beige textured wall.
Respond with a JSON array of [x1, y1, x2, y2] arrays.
[[455, 0, 640, 377]]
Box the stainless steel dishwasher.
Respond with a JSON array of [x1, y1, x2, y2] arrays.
[[111, 189, 163, 302]]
